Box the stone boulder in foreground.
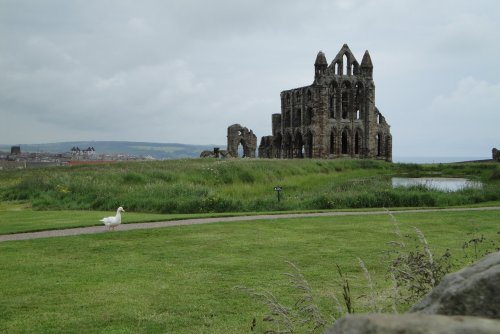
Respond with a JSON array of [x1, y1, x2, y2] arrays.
[[327, 251, 500, 334], [326, 314, 500, 334], [409, 251, 500, 319]]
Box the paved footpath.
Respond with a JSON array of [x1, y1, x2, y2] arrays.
[[1, 207, 499, 242]]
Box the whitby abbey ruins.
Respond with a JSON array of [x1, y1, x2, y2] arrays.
[[259, 44, 392, 161], [221, 44, 393, 161]]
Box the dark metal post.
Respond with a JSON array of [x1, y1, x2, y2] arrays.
[[274, 186, 282, 202]]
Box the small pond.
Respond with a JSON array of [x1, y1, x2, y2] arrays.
[[391, 177, 482, 192]]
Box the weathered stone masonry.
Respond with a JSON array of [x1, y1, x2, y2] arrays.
[[227, 124, 257, 158], [259, 44, 392, 161]]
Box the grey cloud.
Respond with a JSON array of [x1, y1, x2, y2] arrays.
[[0, 0, 499, 158]]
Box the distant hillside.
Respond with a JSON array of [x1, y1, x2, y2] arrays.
[[0, 141, 224, 159]]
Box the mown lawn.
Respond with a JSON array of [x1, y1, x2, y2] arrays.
[[0, 209, 498, 333], [1, 200, 499, 235], [0, 202, 265, 235]]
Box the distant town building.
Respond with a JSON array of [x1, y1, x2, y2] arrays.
[[10, 146, 21, 155]]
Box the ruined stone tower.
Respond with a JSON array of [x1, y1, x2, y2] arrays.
[[227, 124, 257, 158], [258, 44, 392, 161]]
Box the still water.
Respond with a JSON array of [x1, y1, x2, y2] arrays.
[[392, 177, 482, 192]]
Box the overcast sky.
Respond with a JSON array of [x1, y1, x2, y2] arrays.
[[1, 0, 499, 159]]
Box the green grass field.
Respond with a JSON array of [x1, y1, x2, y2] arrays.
[[1, 209, 498, 333], [0, 201, 274, 235], [1, 159, 499, 213], [1, 159, 499, 333]]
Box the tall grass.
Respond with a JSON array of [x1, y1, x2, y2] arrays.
[[241, 210, 499, 333], [1, 159, 499, 213]]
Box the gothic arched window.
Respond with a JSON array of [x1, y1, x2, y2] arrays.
[[330, 131, 336, 155], [341, 130, 349, 154], [341, 93, 349, 119], [355, 131, 361, 154]]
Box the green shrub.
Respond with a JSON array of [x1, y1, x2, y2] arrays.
[[490, 168, 500, 180], [122, 172, 146, 184]]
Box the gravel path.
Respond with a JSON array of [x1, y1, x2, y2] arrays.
[[1, 206, 499, 243]]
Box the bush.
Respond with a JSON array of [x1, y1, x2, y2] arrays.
[[122, 172, 146, 184], [490, 168, 500, 180]]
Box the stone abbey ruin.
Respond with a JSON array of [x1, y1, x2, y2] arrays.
[[227, 124, 257, 158], [201, 124, 257, 158], [257, 44, 392, 161], [212, 44, 393, 160]]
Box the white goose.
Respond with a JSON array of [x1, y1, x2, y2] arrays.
[[100, 207, 125, 231]]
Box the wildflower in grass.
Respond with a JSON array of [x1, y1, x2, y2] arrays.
[[56, 184, 70, 194]]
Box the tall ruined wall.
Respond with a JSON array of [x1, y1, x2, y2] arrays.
[[259, 44, 392, 162], [272, 114, 281, 136], [227, 124, 257, 158], [258, 136, 273, 158], [493, 148, 500, 161]]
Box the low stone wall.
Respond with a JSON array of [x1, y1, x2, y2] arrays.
[[0, 160, 67, 170], [0, 161, 26, 170]]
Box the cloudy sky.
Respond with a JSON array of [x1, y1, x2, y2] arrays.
[[1, 0, 499, 159]]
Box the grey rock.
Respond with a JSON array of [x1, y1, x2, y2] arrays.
[[410, 251, 500, 319], [325, 314, 500, 334]]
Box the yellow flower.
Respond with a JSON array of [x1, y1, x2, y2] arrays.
[[56, 184, 70, 193]]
